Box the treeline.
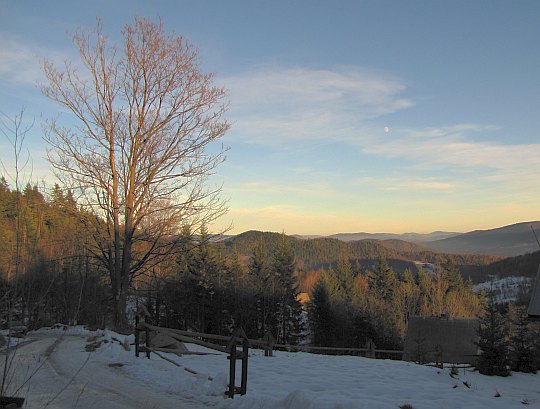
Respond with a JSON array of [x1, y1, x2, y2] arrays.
[[476, 301, 540, 375], [2, 181, 531, 358], [308, 258, 483, 350], [223, 231, 502, 278], [143, 231, 485, 350], [144, 229, 304, 344], [0, 179, 109, 328], [467, 250, 540, 282], [0, 180, 483, 352], [0, 182, 305, 340]]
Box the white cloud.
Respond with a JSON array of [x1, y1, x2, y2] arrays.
[[386, 180, 456, 192], [362, 124, 540, 195], [0, 32, 70, 86], [221, 65, 414, 144], [365, 124, 540, 171], [0, 33, 45, 84], [229, 180, 335, 196], [355, 176, 457, 192]]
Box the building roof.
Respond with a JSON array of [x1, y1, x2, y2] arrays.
[[527, 264, 540, 317], [403, 316, 479, 364]]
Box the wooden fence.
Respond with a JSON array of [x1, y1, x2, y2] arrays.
[[135, 322, 249, 398], [134, 321, 404, 398]]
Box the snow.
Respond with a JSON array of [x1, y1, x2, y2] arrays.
[[474, 276, 533, 303], [1, 326, 539, 408]]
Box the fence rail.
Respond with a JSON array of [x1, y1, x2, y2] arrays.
[[135, 322, 249, 398], [268, 343, 404, 356], [139, 323, 403, 358], [135, 322, 405, 399]]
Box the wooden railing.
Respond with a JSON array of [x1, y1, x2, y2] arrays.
[[135, 322, 249, 398], [138, 325, 403, 358], [134, 322, 404, 398]]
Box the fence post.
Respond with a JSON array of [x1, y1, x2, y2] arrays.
[[226, 327, 249, 398], [366, 339, 376, 359], [227, 343, 236, 398], [145, 325, 151, 359], [263, 331, 275, 357], [434, 344, 443, 369], [135, 315, 140, 358], [240, 337, 249, 395]]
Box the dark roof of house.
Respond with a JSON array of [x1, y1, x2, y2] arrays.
[[403, 316, 479, 364], [528, 264, 540, 317]]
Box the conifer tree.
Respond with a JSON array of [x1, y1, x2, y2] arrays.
[[273, 233, 303, 345], [475, 292, 510, 376], [188, 224, 219, 332], [249, 235, 272, 337], [335, 256, 355, 301], [508, 304, 536, 373], [395, 268, 421, 333], [308, 280, 335, 346], [369, 256, 398, 303]]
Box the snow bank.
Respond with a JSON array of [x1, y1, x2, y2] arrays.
[[6, 326, 540, 409]]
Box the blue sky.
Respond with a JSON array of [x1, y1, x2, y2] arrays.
[[1, 1, 539, 235]]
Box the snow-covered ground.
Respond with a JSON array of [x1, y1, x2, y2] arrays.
[[1, 326, 539, 409], [474, 276, 533, 304]]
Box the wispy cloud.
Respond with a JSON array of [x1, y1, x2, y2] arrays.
[[355, 176, 457, 192], [229, 180, 335, 197], [0, 32, 72, 87], [353, 123, 540, 203], [221, 65, 414, 144], [0, 33, 45, 84], [364, 125, 540, 181]]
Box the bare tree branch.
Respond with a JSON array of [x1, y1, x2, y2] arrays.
[[41, 17, 229, 327]]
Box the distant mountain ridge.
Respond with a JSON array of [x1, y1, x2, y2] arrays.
[[423, 221, 540, 257], [288, 221, 540, 257], [327, 231, 461, 243], [220, 222, 540, 285], [222, 230, 501, 276]]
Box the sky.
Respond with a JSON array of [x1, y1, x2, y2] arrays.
[[1, 0, 539, 235]]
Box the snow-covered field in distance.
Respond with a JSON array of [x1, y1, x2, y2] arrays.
[[2, 326, 539, 409], [474, 276, 533, 304]]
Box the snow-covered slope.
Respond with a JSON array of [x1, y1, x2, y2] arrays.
[[474, 276, 533, 304], [2, 326, 539, 409]]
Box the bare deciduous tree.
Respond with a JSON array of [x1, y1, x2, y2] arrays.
[[41, 17, 229, 327]]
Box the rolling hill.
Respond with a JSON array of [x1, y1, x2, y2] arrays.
[[423, 221, 540, 257], [327, 231, 461, 242], [221, 231, 500, 276], [219, 222, 540, 284]]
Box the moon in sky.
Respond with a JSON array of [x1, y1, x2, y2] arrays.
[[384, 126, 390, 133]]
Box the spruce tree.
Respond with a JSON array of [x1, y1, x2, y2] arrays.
[[308, 280, 335, 346], [189, 224, 219, 333], [508, 304, 536, 373], [475, 292, 510, 376], [273, 233, 303, 345], [249, 236, 272, 337], [335, 256, 355, 301], [369, 256, 398, 303]]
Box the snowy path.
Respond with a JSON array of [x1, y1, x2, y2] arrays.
[[3, 333, 208, 409]]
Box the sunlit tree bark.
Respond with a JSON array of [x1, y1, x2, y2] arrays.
[[42, 17, 229, 328]]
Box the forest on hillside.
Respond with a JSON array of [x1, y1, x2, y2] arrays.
[[222, 230, 503, 283], [1, 180, 490, 350]]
